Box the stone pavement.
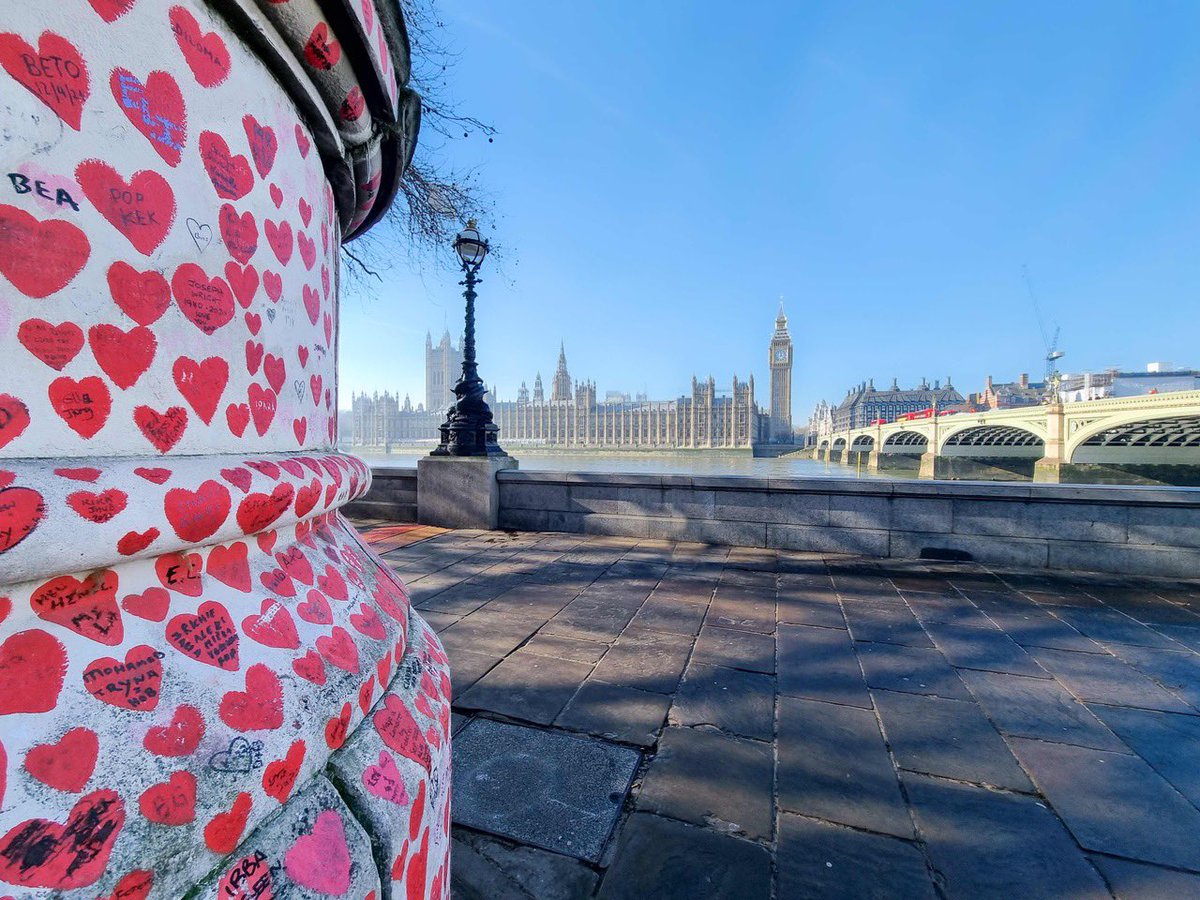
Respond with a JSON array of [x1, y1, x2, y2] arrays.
[[350, 517, 1200, 899]]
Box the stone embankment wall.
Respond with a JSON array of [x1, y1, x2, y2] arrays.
[[490, 471, 1200, 578], [346, 468, 418, 521]]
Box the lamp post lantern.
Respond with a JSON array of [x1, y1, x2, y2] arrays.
[[432, 220, 509, 457]]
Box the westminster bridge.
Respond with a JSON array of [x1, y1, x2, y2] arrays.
[[815, 390, 1200, 482]]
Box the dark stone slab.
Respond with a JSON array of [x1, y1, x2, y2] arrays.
[[842, 600, 935, 648], [691, 624, 775, 674], [777, 814, 936, 900], [977, 605, 1101, 653], [873, 689, 1033, 791], [905, 772, 1110, 899], [1103, 644, 1200, 711], [447, 646, 503, 700], [440, 608, 540, 657], [1009, 737, 1200, 871], [545, 595, 641, 643], [903, 593, 995, 628], [1089, 854, 1200, 899], [777, 696, 912, 838], [776, 585, 847, 629], [778, 623, 873, 709], [590, 628, 694, 695], [596, 813, 771, 900], [957, 668, 1125, 751], [521, 632, 611, 665], [855, 642, 971, 700], [671, 662, 776, 741], [1030, 648, 1194, 713], [920, 619, 1048, 677], [452, 718, 638, 862], [636, 726, 774, 840], [557, 680, 671, 747], [451, 829, 600, 900], [1088, 704, 1200, 809], [1157, 624, 1200, 654], [707, 589, 776, 634], [1048, 606, 1179, 649], [456, 650, 594, 725], [418, 609, 460, 632], [629, 594, 710, 636]]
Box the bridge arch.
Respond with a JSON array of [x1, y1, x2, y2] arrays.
[[1066, 414, 1200, 464], [937, 423, 1046, 458], [881, 430, 928, 453]]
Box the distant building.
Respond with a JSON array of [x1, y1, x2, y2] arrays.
[[976, 373, 1045, 409], [491, 344, 767, 449], [425, 329, 462, 417], [1057, 364, 1200, 403], [830, 377, 965, 431], [805, 399, 832, 448], [768, 303, 794, 442]]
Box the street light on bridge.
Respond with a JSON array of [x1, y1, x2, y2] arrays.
[[431, 220, 509, 458]]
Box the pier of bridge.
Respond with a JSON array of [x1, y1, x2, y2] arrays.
[[816, 391, 1200, 484]]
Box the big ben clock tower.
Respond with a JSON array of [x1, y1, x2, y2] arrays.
[[769, 302, 793, 442]]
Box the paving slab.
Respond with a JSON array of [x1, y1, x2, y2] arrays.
[[456, 650, 595, 725], [589, 627, 694, 695], [776, 814, 936, 900], [903, 593, 996, 628], [557, 680, 671, 747], [520, 632, 611, 665], [629, 594, 710, 636], [777, 696, 912, 838], [854, 641, 971, 700], [842, 601, 935, 648], [1030, 647, 1195, 713], [707, 589, 776, 634], [778, 623, 873, 709], [452, 718, 638, 862], [670, 662, 776, 741], [957, 668, 1126, 751], [636, 726, 774, 840], [691, 624, 776, 673], [921, 620, 1049, 677], [1048, 606, 1180, 649], [872, 689, 1033, 791], [596, 813, 771, 900], [450, 829, 600, 900], [1009, 736, 1200, 871], [1088, 704, 1200, 809], [447, 646, 504, 700], [776, 585, 847, 629], [1103, 644, 1200, 711], [1089, 855, 1200, 899], [904, 772, 1110, 899]]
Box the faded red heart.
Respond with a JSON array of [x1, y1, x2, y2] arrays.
[[242, 599, 299, 649], [242, 114, 277, 178], [297, 589, 332, 625], [110, 68, 187, 167], [170, 5, 231, 87], [24, 727, 98, 793], [117, 527, 160, 556], [237, 482, 293, 533], [30, 570, 123, 646], [226, 402, 251, 437], [121, 587, 170, 621], [134, 466, 171, 484], [373, 694, 432, 771], [166, 601, 239, 670], [264, 218, 292, 265], [317, 625, 360, 674], [0, 204, 90, 298], [324, 701, 352, 749], [88, 323, 156, 390], [199, 130, 252, 199], [143, 703, 205, 757], [207, 541, 252, 591], [219, 204, 258, 265], [18, 319, 84, 370], [82, 644, 163, 711], [135, 404, 188, 453], [0, 485, 45, 553], [107, 262, 171, 326], [173, 356, 229, 424], [262, 739, 305, 803], [0, 31, 89, 130], [75, 161, 174, 256], [67, 487, 127, 523], [0, 789, 123, 889], [138, 770, 196, 825], [164, 479, 231, 542], [293, 649, 327, 685], [219, 663, 283, 731], [172, 263, 234, 334]]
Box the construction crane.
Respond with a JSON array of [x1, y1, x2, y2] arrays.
[[1022, 265, 1065, 401]]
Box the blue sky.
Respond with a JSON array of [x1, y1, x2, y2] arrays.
[[339, 1, 1200, 420]]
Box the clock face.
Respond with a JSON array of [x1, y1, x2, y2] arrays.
[[774, 348, 788, 363]]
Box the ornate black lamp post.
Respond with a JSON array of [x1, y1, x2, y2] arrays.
[[432, 220, 509, 457]]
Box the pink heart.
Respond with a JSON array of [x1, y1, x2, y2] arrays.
[[284, 809, 351, 893], [362, 750, 410, 806]]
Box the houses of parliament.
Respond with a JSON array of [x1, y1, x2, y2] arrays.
[[349, 308, 795, 450]]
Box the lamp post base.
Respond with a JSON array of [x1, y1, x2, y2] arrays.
[[417, 454, 519, 529]]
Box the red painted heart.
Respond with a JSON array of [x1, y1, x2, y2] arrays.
[[242, 114, 277, 178], [24, 727, 98, 793], [219, 204, 258, 265], [166, 601, 239, 670], [0, 789, 123, 889], [138, 770, 195, 825], [82, 644, 163, 711], [48, 376, 110, 439], [107, 262, 171, 326], [143, 703, 205, 757], [199, 130, 252, 199], [110, 68, 187, 167], [242, 599, 299, 649], [121, 586, 170, 621], [30, 570, 123, 645], [18, 319, 84, 370], [173, 356, 229, 424], [164, 479, 231, 542], [225, 261, 258, 307], [207, 540, 251, 591], [248, 383, 277, 436], [172, 263, 234, 334], [67, 487, 127, 523], [264, 218, 292, 265], [0, 31, 89, 130], [0, 485, 45, 553], [0, 204, 90, 298], [88, 323, 156, 390], [75, 161, 174, 256], [169, 5, 231, 87], [135, 404, 188, 453], [219, 663, 283, 731]]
